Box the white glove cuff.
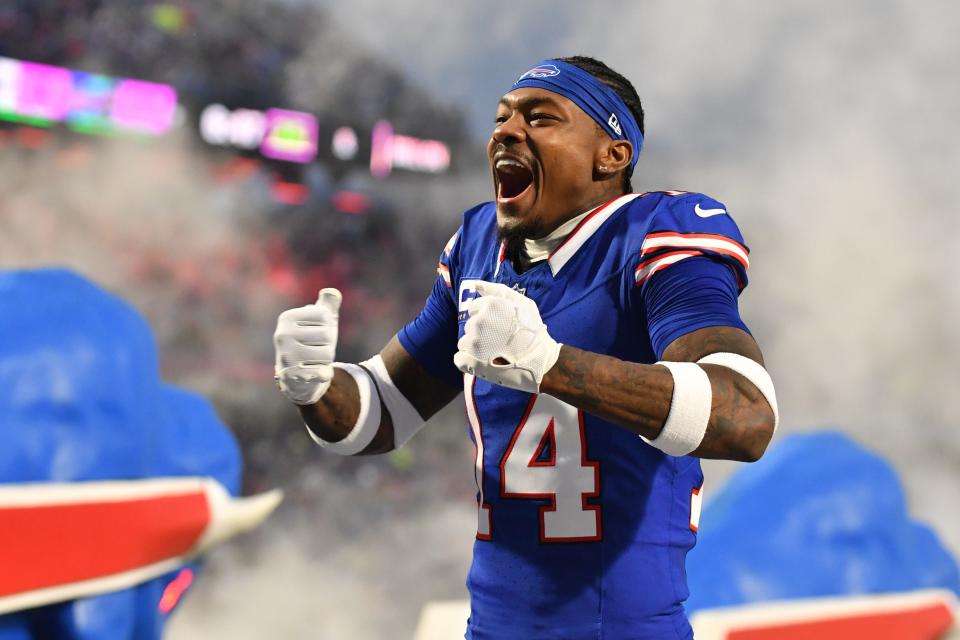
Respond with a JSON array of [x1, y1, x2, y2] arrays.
[[697, 352, 779, 431], [305, 363, 381, 455], [361, 354, 426, 448], [642, 361, 712, 456]]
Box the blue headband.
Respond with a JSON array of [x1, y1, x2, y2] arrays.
[[510, 59, 643, 175]]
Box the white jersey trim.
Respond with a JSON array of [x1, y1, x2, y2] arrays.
[[548, 193, 642, 275]]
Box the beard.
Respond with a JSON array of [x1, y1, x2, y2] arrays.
[[496, 213, 549, 271]]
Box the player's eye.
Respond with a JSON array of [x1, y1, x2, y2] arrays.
[[529, 112, 554, 123], [494, 115, 508, 124]]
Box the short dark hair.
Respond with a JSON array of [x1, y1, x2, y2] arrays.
[[557, 56, 645, 194]]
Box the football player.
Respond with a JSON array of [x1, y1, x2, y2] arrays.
[[274, 56, 778, 639]]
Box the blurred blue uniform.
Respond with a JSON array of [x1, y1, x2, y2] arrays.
[[400, 192, 751, 639], [0, 269, 242, 640]]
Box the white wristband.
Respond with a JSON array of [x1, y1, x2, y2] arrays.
[[642, 361, 712, 456], [360, 354, 426, 448], [305, 363, 381, 455], [697, 352, 779, 431]]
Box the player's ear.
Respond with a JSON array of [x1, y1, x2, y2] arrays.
[[594, 139, 632, 180]]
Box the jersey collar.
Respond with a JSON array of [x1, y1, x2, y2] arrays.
[[547, 193, 641, 274], [522, 208, 594, 264], [493, 193, 643, 277], [495, 193, 642, 277]]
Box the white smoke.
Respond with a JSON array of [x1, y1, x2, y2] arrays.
[[5, 1, 957, 638], [173, 2, 960, 637]]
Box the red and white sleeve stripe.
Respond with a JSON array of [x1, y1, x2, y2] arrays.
[[436, 229, 459, 288], [437, 263, 451, 288], [443, 229, 460, 258], [635, 232, 749, 286]]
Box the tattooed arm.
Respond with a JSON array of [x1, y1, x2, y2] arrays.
[[539, 326, 775, 462]]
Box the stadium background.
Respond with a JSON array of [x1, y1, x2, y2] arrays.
[[0, 1, 956, 638]]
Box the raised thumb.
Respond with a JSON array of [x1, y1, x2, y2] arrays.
[[316, 288, 343, 312]]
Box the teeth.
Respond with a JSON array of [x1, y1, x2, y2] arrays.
[[496, 158, 526, 171]]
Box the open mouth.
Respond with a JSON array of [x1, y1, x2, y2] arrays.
[[495, 157, 534, 202]]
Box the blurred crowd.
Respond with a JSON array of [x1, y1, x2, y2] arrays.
[[0, 0, 469, 140], [0, 0, 485, 507]]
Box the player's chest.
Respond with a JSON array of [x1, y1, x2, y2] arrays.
[[454, 263, 635, 356]]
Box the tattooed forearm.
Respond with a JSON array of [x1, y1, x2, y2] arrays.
[[550, 348, 635, 418], [694, 363, 772, 461], [542, 346, 674, 440], [540, 326, 775, 462]]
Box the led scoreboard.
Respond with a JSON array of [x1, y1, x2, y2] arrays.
[[0, 57, 177, 136]]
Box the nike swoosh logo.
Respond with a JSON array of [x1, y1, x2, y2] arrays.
[[694, 203, 727, 218]]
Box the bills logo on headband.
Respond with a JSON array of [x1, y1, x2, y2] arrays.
[[607, 113, 623, 136], [518, 64, 560, 81]]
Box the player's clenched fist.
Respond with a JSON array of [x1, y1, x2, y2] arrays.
[[453, 281, 562, 394], [273, 288, 342, 405]]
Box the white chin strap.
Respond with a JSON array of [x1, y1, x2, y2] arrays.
[[642, 352, 778, 457], [306, 356, 425, 456]]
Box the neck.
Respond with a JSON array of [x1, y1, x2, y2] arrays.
[[535, 184, 625, 239], [523, 207, 594, 263]]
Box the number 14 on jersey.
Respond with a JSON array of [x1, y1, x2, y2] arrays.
[[465, 375, 602, 543]]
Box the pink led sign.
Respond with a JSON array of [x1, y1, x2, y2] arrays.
[[17, 62, 72, 121], [110, 79, 178, 135], [260, 108, 318, 164]]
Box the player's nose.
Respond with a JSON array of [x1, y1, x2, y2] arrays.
[[491, 113, 526, 145]]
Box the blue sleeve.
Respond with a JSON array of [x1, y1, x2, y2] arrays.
[[642, 256, 750, 359], [397, 232, 462, 389], [638, 192, 750, 291]]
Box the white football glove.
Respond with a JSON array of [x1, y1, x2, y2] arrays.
[[273, 288, 342, 405], [453, 281, 562, 393]]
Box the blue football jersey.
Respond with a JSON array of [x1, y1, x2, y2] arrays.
[[399, 191, 751, 639]]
